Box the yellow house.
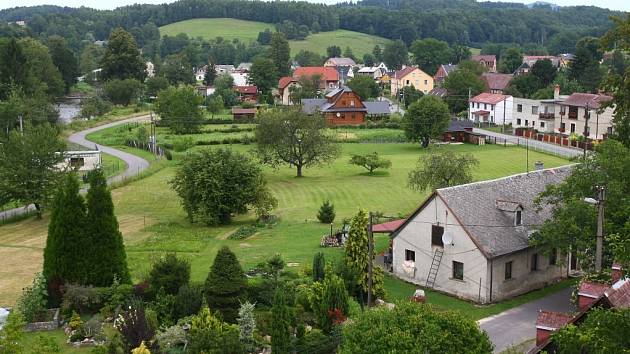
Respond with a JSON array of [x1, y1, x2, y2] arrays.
[[390, 66, 434, 96]]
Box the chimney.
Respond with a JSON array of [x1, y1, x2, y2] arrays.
[[554, 84, 560, 100], [534, 161, 544, 171], [612, 263, 623, 284]]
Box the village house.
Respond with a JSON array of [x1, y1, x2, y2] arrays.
[[231, 107, 257, 123], [236, 62, 252, 72], [301, 86, 389, 125], [555, 92, 613, 140], [195, 65, 207, 82], [469, 92, 514, 125], [390, 66, 434, 96], [433, 64, 458, 85], [512, 96, 559, 133], [357, 62, 389, 84], [471, 54, 497, 73], [324, 57, 357, 83], [58, 150, 102, 172], [215, 64, 235, 75], [277, 67, 340, 105], [442, 119, 486, 145], [391, 166, 571, 304], [481, 73, 512, 94], [234, 85, 258, 103]]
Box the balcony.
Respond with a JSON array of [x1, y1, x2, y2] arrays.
[[539, 113, 555, 120]]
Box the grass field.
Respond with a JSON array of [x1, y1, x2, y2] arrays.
[[159, 18, 391, 57]]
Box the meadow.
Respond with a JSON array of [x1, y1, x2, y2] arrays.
[[159, 18, 391, 58]]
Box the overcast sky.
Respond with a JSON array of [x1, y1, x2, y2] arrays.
[[1, 0, 628, 12]]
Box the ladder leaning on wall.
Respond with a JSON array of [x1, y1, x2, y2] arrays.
[[425, 248, 444, 288]]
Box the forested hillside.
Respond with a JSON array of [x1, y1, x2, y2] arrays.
[[0, 0, 623, 54]]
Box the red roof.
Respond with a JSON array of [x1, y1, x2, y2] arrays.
[[578, 281, 609, 299], [536, 310, 572, 330], [472, 55, 496, 63], [372, 219, 406, 233], [232, 108, 256, 115], [562, 93, 612, 109], [607, 280, 630, 308], [293, 67, 339, 82], [481, 73, 513, 91], [470, 92, 509, 105], [278, 76, 296, 90], [234, 86, 257, 94]]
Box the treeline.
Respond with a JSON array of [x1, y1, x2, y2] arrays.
[[0, 0, 622, 54]]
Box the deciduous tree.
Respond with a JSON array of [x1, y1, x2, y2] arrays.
[[101, 28, 146, 81], [443, 68, 485, 113], [155, 85, 204, 134], [204, 246, 247, 323], [47, 36, 78, 93], [347, 75, 380, 100], [498, 47, 523, 74], [160, 53, 194, 85], [248, 57, 278, 94], [403, 95, 450, 148], [408, 150, 479, 190], [103, 79, 143, 106], [326, 45, 341, 58], [383, 40, 408, 70], [410, 38, 453, 75], [349, 152, 392, 174], [255, 108, 340, 177]]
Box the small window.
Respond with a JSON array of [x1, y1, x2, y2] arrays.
[[531, 253, 538, 271], [431, 225, 444, 247], [350, 100, 355, 107], [532, 106, 538, 115], [405, 249, 415, 262], [515, 210, 522, 225], [540, 122, 545, 128], [550, 248, 557, 265], [525, 120, 529, 126], [517, 118, 521, 125], [70, 157, 85, 168], [453, 261, 464, 280], [505, 261, 513, 280], [424, 80, 428, 85], [517, 104, 523, 112], [477, 103, 480, 108], [561, 122, 566, 130], [484, 103, 487, 110], [571, 123, 576, 133], [607, 127, 613, 134]]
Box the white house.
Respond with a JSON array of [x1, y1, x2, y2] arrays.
[[195, 65, 207, 82], [469, 93, 514, 125], [357, 62, 388, 82], [391, 166, 572, 303], [58, 151, 102, 172], [145, 62, 155, 78], [513, 97, 558, 133]]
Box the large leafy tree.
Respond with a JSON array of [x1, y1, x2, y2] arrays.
[[403, 95, 450, 148], [255, 108, 340, 177], [43, 174, 89, 304], [155, 85, 204, 134], [79, 43, 105, 76], [410, 38, 453, 75], [103, 79, 143, 106], [248, 57, 278, 95], [101, 28, 146, 81], [347, 75, 380, 100], [160, 53, 195, 85], [443, 68, 485, 113], [531, 59, 557, 88], [269, 32, 291, 77], [340, 302, 493, 353], [47, 35, 78, 93], [0, 38, 27, 99], [326, 45, 341, 58], [408, 150, 479, 191], [601, 15, 630, 148], [171, 148, 275, 225], [204, 246, 247, 323], [294, 50, 323, 67], [0, 124, 66, 216], [85, 168, 131, 286], [530, 140, 630, 270], [288, 74, 321, 104], [498, 47, 523, 74], [383, 40, 408, 70], [569, 37, 603, 92], [18, 38, 65, 99]]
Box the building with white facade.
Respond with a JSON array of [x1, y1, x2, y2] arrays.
[[469, 93, 514, 125], [391, 166, 572, 303], [513, 97, 558, 133]]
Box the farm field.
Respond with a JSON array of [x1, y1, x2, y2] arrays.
[[159, 18, 391, 57], [0, 124, 570, 308]]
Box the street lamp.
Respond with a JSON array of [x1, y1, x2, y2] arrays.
[[583, 186, 605, 272]]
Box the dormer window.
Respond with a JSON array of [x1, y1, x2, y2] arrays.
[[515, 210, 522, 226]]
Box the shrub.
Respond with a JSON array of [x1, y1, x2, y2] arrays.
[[69, 311, 83, 330], [188, 307, 243, 354], [80, 96, 113, 118], [17, 273, 48, 323], [317, 200, 335, 224], [148, 254, 191, 296], [312, 253, 325, 282], [115, 304, 155, 352], [32, 334, 61, 353], [227, 225, 258, 240], [173, 284, 203, 320], [103, 79, 143, 106], [149, 290, 176, 327], [155, 325, 187, 351], [172, 137, 195, 152], [62, 285, 108, 315], [204, 247, 247, 323], [131, 341, 151, 354], [80, 315, 104, 340], [237, 302, 256, 351], [349, 152, 392, 174]]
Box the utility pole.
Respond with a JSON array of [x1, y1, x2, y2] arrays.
[[367, 211, 374, 307], [583, 103, 590, 159], [468, 87, 472, 123], [18, 115, 23, 135], [526, 138, 529, 173], [502, 98, 506, 134], [595, 186, 605, 273]]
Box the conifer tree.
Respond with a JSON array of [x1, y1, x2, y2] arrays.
[[271, 287, 291, 354], [204, 246, 247, 323], [312, 252, 326, 282], [85, 168, 131, 286], [317, 200, 335, 224], [43, 174, 88, 304]]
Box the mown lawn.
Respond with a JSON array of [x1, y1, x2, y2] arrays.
[[0, 135, 570, 316]]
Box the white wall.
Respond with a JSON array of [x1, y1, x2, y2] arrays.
[[513, 98, 555, 133], [392, 195, 491, 303], [556, 105, 614, 140], [469, 96, 514, 125]]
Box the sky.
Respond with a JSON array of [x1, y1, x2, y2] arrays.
[[0, 0, 628, 12]]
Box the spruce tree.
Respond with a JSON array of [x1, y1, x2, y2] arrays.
[[43, 174, 88, 304], [85, 168, 131, 286], [317, 200, 335, 224], [204, 246, 247, 323], [312, 252, 325, 282], [271, 287, 291, 354]]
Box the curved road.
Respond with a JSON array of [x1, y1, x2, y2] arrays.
[[0, 115, 151, 221]]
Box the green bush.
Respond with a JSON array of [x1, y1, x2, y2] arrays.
[[148, 254, 191, 296], [61, 284, 108, 315], [172, 137, 195, 152], [17, 273, 48, 323], [228, 225, 259, 240], [80, 96, 113, 119], [317, 200, 335, 224], [173, 284, 204, 320], [204, 247, 247, 323]]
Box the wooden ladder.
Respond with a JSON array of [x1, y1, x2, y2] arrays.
[[425, 248, 444, 288]]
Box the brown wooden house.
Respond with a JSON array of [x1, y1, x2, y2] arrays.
[[302, 87, 367, 125]]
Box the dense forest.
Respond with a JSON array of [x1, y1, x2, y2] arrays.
[[0, 0, 623, 54]]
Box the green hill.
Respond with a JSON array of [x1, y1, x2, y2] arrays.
[[159, 18, 390, 58]]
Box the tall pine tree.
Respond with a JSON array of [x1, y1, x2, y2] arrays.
[[269, 32, 291, 77], [204, 246, 247, 323], [43, 174, 88, 304], [271, 287, 291, 354], [85, 169, 130, 286]]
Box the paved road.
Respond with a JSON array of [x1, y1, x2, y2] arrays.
[[0, 115, 151, 221], [474, 128, 583, 159], [478, 287, 574, 353]]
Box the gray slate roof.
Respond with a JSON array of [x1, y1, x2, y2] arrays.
[[435, 166, 572, 258], [363, 101, 390, 115], [301, 98, 389, 115]]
